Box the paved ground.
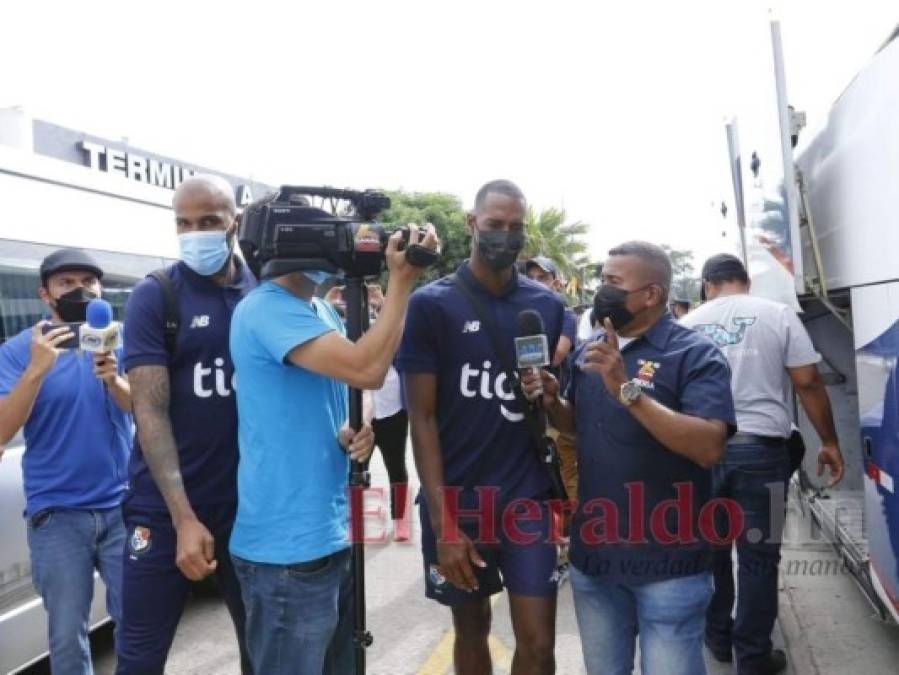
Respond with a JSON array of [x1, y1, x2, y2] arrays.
[[22, 450, 899, 674]]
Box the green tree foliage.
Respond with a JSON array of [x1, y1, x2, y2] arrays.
[[660, 244, 700, 303], [377, 190, 470, 281], [522, 207, 590, 282]]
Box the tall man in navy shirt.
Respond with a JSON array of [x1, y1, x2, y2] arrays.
[[399, 180, 566, 675], [0, 249, 131, 675], [523, 241, 736, 675], [117, 176, 256, 674]]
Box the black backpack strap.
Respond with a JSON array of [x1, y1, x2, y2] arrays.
[[148, 269, 179, 357], [450, 274, 565, 499]]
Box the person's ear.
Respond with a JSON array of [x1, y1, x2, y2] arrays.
[[465, 211, 477, 234]]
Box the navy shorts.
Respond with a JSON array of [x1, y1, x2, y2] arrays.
[[419, 496, 560, 605]]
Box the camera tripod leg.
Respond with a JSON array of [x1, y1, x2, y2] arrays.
[[345, 277, 373, 675]]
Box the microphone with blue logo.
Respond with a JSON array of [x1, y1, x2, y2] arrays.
[[515, 310, 551, 402], [79, 299, 122, 352]]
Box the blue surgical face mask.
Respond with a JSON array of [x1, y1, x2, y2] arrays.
[[303, 270, 331, 286], [178, 231, 231, 276]]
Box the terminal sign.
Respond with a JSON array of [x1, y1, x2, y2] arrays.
[[78, 141, 254, 206]]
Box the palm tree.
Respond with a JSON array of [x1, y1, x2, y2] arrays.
[[522, 206, 591, 282]]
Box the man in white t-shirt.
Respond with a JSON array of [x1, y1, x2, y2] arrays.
[[682, 254, 844, 675]]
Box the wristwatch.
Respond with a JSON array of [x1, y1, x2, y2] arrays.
[[619, 379, 642, 407]]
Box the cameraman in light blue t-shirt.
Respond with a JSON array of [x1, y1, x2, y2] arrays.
[[228, 223, 439, 675]]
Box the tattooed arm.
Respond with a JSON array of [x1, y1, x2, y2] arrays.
[[130, 365, 217, 580]]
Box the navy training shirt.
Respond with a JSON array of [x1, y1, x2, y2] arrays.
[[397, 262, 565, 507], [562, 307, 577, 346], [123, 259, 256, 510], [565, 313, 736, 584]]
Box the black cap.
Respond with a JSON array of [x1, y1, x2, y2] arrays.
[[700, 253, 748, 284], [40, 248, 104, 286], [700, 253, 747, 302], [525, 256, 559, 277]]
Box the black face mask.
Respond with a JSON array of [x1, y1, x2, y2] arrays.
[[593, 284, 651, 331], [53, 286, 98, 323], [474, 228, 525, 271]]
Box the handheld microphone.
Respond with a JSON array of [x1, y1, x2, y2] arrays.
[[79, 299, 122, 352], [515, 310, 550, 401]]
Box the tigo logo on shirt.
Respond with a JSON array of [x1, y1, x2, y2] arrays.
[[459, 361, 523, 422]]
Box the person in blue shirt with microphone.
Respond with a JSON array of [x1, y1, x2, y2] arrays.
[[0, 248, 132, 675]]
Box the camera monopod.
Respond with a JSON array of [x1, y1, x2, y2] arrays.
[[343, 276, 374, 675], [343, 230, 439, 674]]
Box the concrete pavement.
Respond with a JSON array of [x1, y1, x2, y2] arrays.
[[24, 447, 899, 674]]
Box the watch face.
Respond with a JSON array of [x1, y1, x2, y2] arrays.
[[621, 381, 641, 402]]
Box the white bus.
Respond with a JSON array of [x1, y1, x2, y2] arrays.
[[0, 110, 272, 673], [733, 23, 899, 625]]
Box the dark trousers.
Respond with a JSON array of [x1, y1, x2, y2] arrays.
[[706, 443, 791, 673], [372, 410, 409, 520], [116, 501, 252, 674]]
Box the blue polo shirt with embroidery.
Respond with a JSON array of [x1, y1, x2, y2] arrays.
[[565, 313, 736, 584], [123, 260, 256, 509], [397, 262, 565, 507]]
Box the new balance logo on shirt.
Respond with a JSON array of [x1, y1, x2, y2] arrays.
[[462, 320, 481, 334], [190, 315, 211, 329]]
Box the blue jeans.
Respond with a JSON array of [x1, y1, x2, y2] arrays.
[[232, 547, 354, 675], [27, 507, 125, 675], [571, 566, 714, 675], [706, 443, 790, 671]]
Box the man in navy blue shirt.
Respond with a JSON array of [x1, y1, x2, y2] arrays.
[[399, 180, 566, 675], [0, 249, 131, 675], [523, 241, 736, 675], [117, 175, 256, 674]]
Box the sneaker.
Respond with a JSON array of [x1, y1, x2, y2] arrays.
[[740, 649, 787, 675]]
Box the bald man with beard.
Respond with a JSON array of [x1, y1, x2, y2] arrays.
[[116, 175, 256, 674]]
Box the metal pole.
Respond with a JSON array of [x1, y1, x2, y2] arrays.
[[771, 19, 805, 294], [344, 277, 373, 675], [725, 118, 749, 267]]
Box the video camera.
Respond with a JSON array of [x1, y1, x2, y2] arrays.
[[239, 186, 437, 280]]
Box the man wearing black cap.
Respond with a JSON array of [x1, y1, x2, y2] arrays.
[[0, 248, 131, 675], [683, 253, 844, 675]]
